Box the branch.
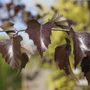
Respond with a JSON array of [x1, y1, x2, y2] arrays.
[[0, 29, 25, 33], [16, 30, 25, 34], [52, 28, 69, 31]]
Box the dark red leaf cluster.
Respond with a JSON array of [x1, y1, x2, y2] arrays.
[[50, 14, 90, 84], [0, 11, 90, 85], [0, 0, 89, 86]]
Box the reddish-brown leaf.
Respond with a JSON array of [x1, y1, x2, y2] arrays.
[[51, 14, 70, 30], [76, 32, 90, 55], [54, 39, 78, 81], [0, 35, 22, 69], [17, 53, 29, 76], [14, 5, 21, 16], [55, 44, 69, 72], [21, 53, 29, 68], [81, 56, 90, 76], [69, 28, 84, 67], [80, 56, 90, 84], [25, 20, 55, 57], [70, 28, 90, 67]]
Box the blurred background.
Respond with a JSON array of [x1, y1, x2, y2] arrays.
[[0, 0, 90, 90]]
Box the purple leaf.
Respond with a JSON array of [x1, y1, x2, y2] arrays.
[[69, 28, 84, 67], [0, 35, 22, 69], [54, 38, 78, 81], [21, 53, 29, 68], [81, 56, 90, 76], [25, 20, 55, 57], [69, 28, 90, 67], [17, 53, 29, 75]]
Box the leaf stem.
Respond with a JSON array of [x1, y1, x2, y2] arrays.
[[52, 28, 69, 31], [0, 30, 25, 33]]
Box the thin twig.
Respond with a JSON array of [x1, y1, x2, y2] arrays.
[[17, 30, 25, 33], [15, 30, 26, 36], [0, 29, 25, 33], [52, 28, 69, 31], [16, 30, 25, 34]]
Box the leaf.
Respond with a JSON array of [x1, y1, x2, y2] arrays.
[[69, 28, 90, 83], [21, 53, 29, 68], [80, 56, 90, 84], [0, 21, 17, 38], [25, 20, 55, 57], [36, 4, 43, 10], [55, 44, 69, 71], [69, 28, 84, 67], [69, 28, 90, 67], [81, 56, 90, 76], [14, 5, 21, 16], [20, 44, 34, 58], [34, 14, 42, 20], [50, 14, 70, 30], [17, 53, 29, 76], [6, 2, 13, 12], [0, 35, 22, 69], [22, 11, 32, 24], [54, 38, 70, 71], [0, 21, 14, 30], [54, 38, 78, 81]]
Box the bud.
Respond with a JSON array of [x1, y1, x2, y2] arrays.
[[0, 21, 17, 38]]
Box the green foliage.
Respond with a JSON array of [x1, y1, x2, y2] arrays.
[[46, 69, 76, 90], [55, 0, 90, 31], [0, 54, 22, 90]]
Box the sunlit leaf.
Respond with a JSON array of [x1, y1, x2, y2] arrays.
[[20, 44, 34, 58], [51, 14, 70, 30], [0, 21, 17, 38]]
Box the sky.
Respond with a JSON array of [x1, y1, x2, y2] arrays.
[[0, 0, 55, 29], [0, 0, 56, 44]]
